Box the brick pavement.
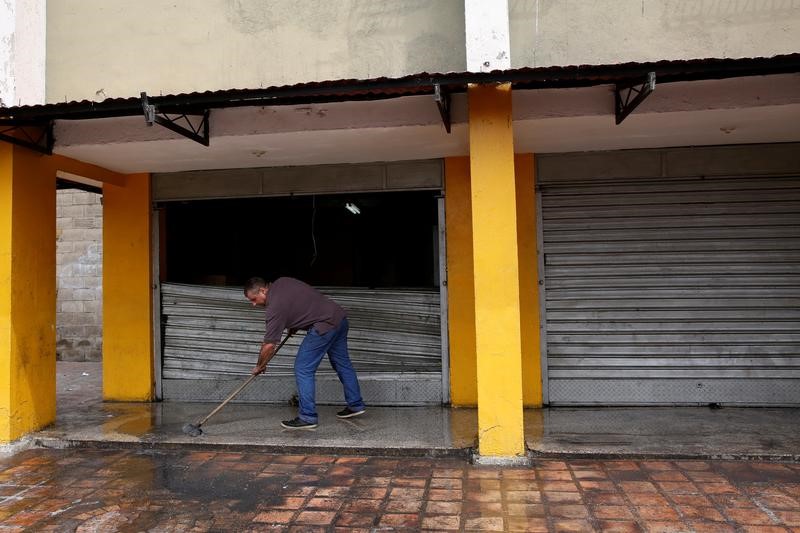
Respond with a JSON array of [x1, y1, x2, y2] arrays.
[[0, 448, 798, 532]]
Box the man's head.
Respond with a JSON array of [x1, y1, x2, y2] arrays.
[[244, 277, 268, 306]]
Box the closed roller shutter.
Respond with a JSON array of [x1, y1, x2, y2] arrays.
[[160, 283, 442, 405], [540, 174, 800, 405]]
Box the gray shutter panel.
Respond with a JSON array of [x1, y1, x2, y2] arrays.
[[540, 175, 800, 405], [159, 283, 442, 405]]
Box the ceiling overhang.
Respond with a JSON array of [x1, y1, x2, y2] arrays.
[[1, 54, 799, 173]]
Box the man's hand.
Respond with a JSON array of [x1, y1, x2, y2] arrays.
[[252, 342, 276, 376]]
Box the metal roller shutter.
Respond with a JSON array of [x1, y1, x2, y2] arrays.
[[540, 174, 800, 405], [160, 283, 443, 405]]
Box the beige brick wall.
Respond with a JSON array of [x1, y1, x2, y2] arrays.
[[56, 189, 102, 361]]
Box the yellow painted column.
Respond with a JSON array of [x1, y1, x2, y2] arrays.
[[0, 144, 56, 441], [444, 157, 477, 406], [468, 83, 525, 458], [103, 173, 154, 401], [515, 154, 542, 407], [445, 155, 542, 408]]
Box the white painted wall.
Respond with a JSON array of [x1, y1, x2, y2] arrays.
[[465, 0, 511, 72], [510, 0, 800, 68], [0, 0, 45, 107], [14, 0, 46, 105], [0, 0, 15, 107]]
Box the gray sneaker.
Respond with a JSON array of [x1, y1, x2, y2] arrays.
[[280, 417, 318, 429], [336, 407, 365, 419]]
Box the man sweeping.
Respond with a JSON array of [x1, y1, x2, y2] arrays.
[[244, 276, 366, 429]]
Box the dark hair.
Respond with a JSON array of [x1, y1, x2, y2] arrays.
[[244, 277, 267, 295]]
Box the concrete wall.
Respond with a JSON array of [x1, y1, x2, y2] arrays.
[[510, 0, 800, 68], [152, 159, 443, 201], [0, 0, 13, 106], [56, 190, 103, 362], [45, 0, 800, 103], [0, 0, 46, 106], [536, 142, 800, 184], [45, 0, 467, 103]]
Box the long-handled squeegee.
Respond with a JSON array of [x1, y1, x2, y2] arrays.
[[182, 332, 293, 437]]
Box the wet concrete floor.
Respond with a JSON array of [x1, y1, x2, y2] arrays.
[[27, 363, 800, 462], [33, 363, 477, 456], [0, 447, 798, 531]]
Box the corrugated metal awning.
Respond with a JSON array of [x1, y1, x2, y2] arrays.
[[2, 54, 799, 123]]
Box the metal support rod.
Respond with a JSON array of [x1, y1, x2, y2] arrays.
[[141, 92, 156, 125], [192, 332, 294, 428], [615, 71, 656, 125], [434, 84, 452, 134], [153, 111, 210, 146], [141, 92, 210, 146], [0, 121, 53, 154]]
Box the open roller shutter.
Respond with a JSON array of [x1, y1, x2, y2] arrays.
[[540, 174, 800, 405], [160, 283, 442, 405]]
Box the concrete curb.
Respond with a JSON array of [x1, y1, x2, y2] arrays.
[[32, 436, 473, 459], [0, 436, 36, 457], [527, 448, 800, 463], [30, 436, 800, 463]]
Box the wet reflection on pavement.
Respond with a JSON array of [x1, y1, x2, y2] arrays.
[[0, 448, 798, 531]]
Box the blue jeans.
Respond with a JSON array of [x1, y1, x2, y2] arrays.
[[294, 318, 364, 423]]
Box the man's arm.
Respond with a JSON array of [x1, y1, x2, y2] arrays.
[[252, 341, 277, 375]]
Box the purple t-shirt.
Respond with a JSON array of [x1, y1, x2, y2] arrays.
[[262, 277, 346, 343]]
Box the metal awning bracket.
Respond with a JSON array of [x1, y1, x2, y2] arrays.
[[434, 84, 451, 134], [0, 120, 54, 154], [141, 91, 210, 146], [141, 92, 156, 125], [615, 71, 656, 125]]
